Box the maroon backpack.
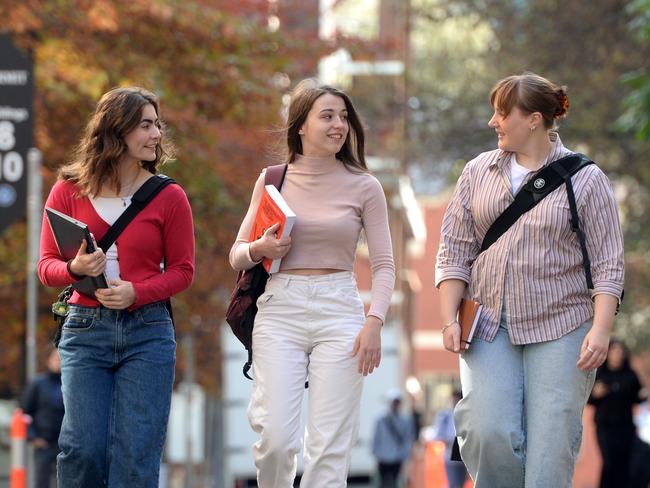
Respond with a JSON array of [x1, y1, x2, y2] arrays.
[[225, 164, 287, 379]]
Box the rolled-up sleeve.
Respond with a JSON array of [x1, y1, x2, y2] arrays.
[[580, 168, 624, 299], [435, 162, 480, 287]]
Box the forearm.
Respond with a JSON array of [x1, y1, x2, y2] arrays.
[[591, 293, 619, 335], [439, 279, 467, 325]]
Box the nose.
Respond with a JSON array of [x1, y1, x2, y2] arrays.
[[488, 113, 497, 129], [333, 116, 346, 128], [152, 125, 161, 141]]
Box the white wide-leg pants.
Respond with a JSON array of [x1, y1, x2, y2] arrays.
[[247, 271, 366, 488]]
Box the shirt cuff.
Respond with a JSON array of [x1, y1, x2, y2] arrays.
[[435, 266, 471, 288], [590, 281, 624, 301]]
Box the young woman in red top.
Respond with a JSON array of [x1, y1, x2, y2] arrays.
[[38, 87, 194, 487]]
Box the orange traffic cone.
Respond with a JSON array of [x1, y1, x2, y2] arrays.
[[10, 408, 30, 488]]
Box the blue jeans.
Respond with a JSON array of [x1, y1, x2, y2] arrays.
[[57, 302, 175, 488], [454, 312, 595, 488]]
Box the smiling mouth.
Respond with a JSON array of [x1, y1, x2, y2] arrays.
[[328, 134, 343, 140]]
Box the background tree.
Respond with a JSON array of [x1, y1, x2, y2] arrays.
[[0, 0, 324, 397], [409, 0, 650, 352]]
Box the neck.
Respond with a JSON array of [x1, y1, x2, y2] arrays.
[[293, 153, 339, 175], [117, 159, 143, 186], [514, 133, 553, 170]]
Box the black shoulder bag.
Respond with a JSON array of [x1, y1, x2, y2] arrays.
[[52, 174, 176, 346], [225, 164, 288, 380]]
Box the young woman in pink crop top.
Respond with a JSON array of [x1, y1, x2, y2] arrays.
[[230, 79, 395, 488]]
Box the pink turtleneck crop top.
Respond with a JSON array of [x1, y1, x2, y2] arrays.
[[229, 154, 395, 322]]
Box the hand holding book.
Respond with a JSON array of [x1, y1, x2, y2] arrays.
[[441, 298, 483, 353], [249, 185, 296, 274], [249, 222, 292, 264]]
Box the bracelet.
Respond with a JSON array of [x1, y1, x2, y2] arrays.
[[441, 319, 459, 334]]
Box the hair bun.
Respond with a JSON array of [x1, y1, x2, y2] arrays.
[[554, 88, 569, 118]]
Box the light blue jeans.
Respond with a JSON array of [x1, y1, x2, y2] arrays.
[[57, 302, 175, 487], [454, 310, 596, 488]]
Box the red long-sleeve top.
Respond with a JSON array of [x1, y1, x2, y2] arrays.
[[38, 179, 195, 310]]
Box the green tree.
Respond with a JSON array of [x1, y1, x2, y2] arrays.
[[411, 0, 650, 350]]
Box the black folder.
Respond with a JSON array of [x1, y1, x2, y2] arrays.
[[45, 207, 109, 296]]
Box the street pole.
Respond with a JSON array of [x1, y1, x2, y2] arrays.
[[26, 147, 42, 383]]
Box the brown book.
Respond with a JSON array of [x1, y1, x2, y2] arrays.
[[458, 298, 483, 351]]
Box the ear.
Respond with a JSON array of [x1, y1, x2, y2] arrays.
[[529, 112, 543, 128], [298, 126, 305, 135]]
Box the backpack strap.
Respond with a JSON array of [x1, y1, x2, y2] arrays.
[[242, 164, 288, 381], [264, 164, 288, 191], [98, 174, 176, 252], [480, 154, 594, 252]]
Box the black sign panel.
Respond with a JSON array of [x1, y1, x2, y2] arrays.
[[0, 35, 33, 235]]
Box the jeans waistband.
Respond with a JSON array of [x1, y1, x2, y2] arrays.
[[269, 271, 355, 285], [69, 301, 168, 319]]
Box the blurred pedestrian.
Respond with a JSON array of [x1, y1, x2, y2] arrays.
[[436, 72, 624, 487], [371, 390, 415, 488], [230, 79, 395, 488], [588, 338, 646, 488], [38, 87, 195, 487], [431, 390, 468, 488], [21, 347, 64, 488]]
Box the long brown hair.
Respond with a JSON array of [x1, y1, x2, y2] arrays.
[[285, 79, 367, 172], [490, 72, 569, 129], [59, 87, 173, 196]]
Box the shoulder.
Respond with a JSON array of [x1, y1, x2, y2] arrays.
[[50, 179, 78, 196], [157, 178, 189, 202], [467, 149, 501, 172], [350, 171, 385, 193]]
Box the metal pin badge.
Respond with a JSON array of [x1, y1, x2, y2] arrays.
[[533, 178, 546, 189]]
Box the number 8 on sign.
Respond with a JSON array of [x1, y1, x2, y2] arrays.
[[0, 121, 16, 151]]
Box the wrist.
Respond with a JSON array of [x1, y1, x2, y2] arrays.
[[441, 319, 459, 333], [67, 259, 84, 280], [248, 241, 262, 263], [366, 315, 383, 327]]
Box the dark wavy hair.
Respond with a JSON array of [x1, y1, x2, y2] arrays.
[[59, 86, 173, 196], [285, 79, 366, 172]]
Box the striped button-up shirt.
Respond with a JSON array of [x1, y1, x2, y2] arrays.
[[435, 133, 624, 344]]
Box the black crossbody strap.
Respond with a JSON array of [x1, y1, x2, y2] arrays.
[[98, 174, 176, 252], [551, 162, 594, 290], [480, 154, 594, 253]]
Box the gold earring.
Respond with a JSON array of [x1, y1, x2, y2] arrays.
[[530, 126, 536, 132]]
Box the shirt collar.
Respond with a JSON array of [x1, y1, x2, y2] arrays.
[[490, 131, 569, 171]]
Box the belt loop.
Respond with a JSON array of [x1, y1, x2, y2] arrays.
[[284, 276, 292, 288]]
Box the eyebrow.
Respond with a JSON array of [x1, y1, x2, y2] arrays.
[[319, 108, 348, 114], [141, 117, 158, 124]]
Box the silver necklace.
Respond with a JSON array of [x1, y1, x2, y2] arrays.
[[119, 178, 140, 207]]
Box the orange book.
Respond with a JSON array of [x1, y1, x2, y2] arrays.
[[249, 185, 296, 274], [458, 298, 482, 352]]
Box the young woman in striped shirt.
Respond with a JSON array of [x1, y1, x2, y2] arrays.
[[435, 72, 624, 487]]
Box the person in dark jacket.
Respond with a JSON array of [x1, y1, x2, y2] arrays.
[[588, 338, 646, 488], [22, 348, 64, 488]]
